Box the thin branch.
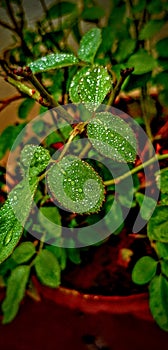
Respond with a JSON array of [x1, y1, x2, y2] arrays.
[[0, 19, 14, 31], [104, 154, 168, 186], [107, 67, 134, 106], [0, 94, 22, 112]]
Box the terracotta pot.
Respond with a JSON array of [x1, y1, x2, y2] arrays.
[[1, 285, 168, 350]]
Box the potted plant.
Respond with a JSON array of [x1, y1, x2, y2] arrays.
[[0, 0, 168, 348]]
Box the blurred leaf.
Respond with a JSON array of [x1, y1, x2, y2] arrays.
[[127, 50, 157, 74], [87, 112, 137, 162], [11, 242, 36, 264], [47, 1, 77, 19], [82, 6, 105, 20], [29, 53, 78, 74], [132, 256, 157, 285], [155, 167, 168, 194], [147, 206, 168, 242], [47, 155, 105, 214], [139, 20, 165, 40], [156, 242, 168, 259], [149, 275, 168, 331], [135, 192, 156, 221], [156, 38, 168, 58], [78, 28, 102, 63], [2, 265, 30, 324], [35, 250, 60, 288], [37, 206, 62, 241], [18, 98, 35, 119], [46, 246, 67, 270], [161, 260, 168, 277], [69, 67, 89, 103], [0, 124, 26, 160], [114, 39, 136, 62]]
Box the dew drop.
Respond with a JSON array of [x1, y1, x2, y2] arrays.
[[3, 229, 13, 246]]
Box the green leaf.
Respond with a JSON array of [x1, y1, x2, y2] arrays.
[[156, 38, 168, 58], [161, 260, 168, 278], [34, 250, 60, 288], [46, 246, 67, 270], [11, 242, 36, 264], [132, 256, 157, 285], [0, 124, 26, 160], [78, 65, 111, 110], [114, 39, 136, 62], [78, 28, 102, 63], [67, 246, 81, 264], [37, 206, 62, 241], [105, 198, 124, 235], [0, 177, 38, 264], [139, 20, 165, 40], [47, 2, 76, 19], [147, 206, 168, 242], [29, 53, 79, 74], [135, 193, 156, 221], [127, 50, 157, 75], [47, 155, 105, 214], [69, 67, 89, 103], [81, 6, 105, 20], [149, 275, 168, 331], [156, 242, 168, 259], [87, 112, 137, 162], [2, 265, 30, 324], [20, 145, 50, 177], [18, 98, 35, 119], [155, 168, 168, 194]]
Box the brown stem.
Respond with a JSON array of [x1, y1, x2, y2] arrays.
[[107, 67, 134, 106], [0, 94, 22, 112]]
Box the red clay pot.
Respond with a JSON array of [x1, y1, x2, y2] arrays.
[[1, 285, 168, 350]]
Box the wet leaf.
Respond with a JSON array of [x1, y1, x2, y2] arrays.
[[69, 67, 89, 103], [34, 250, 60, 288], [2, 265, 30, 324], [78, 28, 102, 63], [149, 275, 168, 331], [132, 256, 157, 285], [0, 178, 38, 264], [20, 145, 50, 177], [29, 53, 79, 74], [78, 66, 111, 110], [47, 155, 105, 214], [87, 112, 137, 162]]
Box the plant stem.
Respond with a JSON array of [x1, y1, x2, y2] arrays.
[[141, 86, 153, 142], [107, 67, 134, 106], [57, 121, 88, 161], [5, 76, 40, 100], [104, 154, 168, 186]]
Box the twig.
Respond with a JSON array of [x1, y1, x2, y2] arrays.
[[104, 153, 168, 186], [0, 94, 22, 112], [107, 67, 134, 106]]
